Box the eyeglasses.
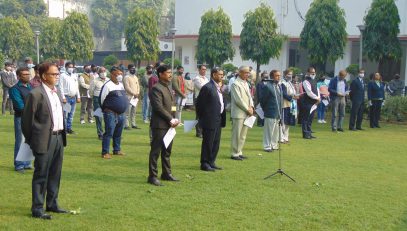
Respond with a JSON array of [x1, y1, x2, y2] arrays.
[[46, 73, 60, 77]]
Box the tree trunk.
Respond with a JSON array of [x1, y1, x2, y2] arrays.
[[255, 62, 261, 85]]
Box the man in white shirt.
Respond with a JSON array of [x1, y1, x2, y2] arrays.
[[58, 62, 80, 134], [90, 66, 109, 140], [301, 67, 320, 139], [193, 64, 209, 138]]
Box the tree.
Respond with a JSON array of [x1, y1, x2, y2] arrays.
[[239, 3, 284, 83], [103, 54, 119, 70], [0, 16, 34, 62], [59, 12, 94, 62], [363, 0, 401, 81], [196, 7, 234, 68], [0, 0, 47, 27], [299, 0, 347, 72], [125, 8, 160, 68], [163, 57, 181, 68], [40, 18, 63, 61]]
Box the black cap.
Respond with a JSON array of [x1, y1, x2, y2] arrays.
[[5, 61, 12, 66]]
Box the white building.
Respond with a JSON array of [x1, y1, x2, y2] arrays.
[[174, 0, 407, 83], [44, 0, 88, 19]]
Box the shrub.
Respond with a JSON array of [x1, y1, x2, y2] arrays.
[[382, 96, 407, 122], [221, 63, 238, 74], [103, 54, 118, 70], [288, 66, 302, 75], [346, 64, 359, 77], [163, 57, 181, 68]]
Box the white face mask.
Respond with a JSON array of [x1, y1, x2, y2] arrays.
[[67, 68, 74, 74], [286, 75, 293, 81], [27, 63, 35, 69], [100, 72, 106, 78], [116, 75, 123, 82], [359, 73, 365, 78], [310, 74, 316, 79]]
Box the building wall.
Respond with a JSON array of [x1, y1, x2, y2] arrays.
[[45, 0, 88, 19]]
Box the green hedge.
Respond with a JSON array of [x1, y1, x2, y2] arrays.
[[382, 96, 407, 122]]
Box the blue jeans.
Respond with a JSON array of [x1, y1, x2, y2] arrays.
[[64, 96, 77, 130], [142, 93, 151, 121], [93, 96, 103, 137], [317, 103, 326, 120], [14, 116, 31, 170], [102, 111, 125, 154]]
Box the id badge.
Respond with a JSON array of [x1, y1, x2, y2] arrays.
[[171, 106, 177, 112]]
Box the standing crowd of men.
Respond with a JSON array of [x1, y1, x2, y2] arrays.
[[1, 56, 405, 219]]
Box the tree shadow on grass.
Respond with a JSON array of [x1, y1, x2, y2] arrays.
[[394, 209, 407, 231]]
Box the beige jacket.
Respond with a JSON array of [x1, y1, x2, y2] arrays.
[[230, 77, 254, 119], [123, 74, 140, 99]]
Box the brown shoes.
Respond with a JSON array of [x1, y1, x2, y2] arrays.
[[102, 153, 112, 159], [113, 151, 125, 156]]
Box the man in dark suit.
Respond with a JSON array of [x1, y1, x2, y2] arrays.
[[196, 67, 226, 171], [148, 64, 180, 186], [349, 69, 366, 131], [22, 63, 68, 220]]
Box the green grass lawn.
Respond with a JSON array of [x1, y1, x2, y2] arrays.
[[1, 110, 406, 230]]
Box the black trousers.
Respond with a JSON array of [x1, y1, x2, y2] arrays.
[[301, 103, 315, 137], [194, 98, 202, 136], [349, 101, 364, 129], [370, 100, 382, 127], [200, 125, 222, 168], [149, 128, 172, 178], [32, 134, 64, 214]]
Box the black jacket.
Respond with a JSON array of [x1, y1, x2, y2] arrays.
[[196, 80, 226, 129]]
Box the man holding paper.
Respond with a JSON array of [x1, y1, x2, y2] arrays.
[[123, 64, 140, 130], [230, 66, 254, 160], [196, 67, 226, 171], [328, 70, 349, 132], [301, 67, 320, 139], [148, 64, 180, 186], [259, 70, 282, 152]]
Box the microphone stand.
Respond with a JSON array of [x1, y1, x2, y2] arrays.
[[264, 81, 296, 182]]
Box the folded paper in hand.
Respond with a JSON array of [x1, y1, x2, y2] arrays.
[[130, 97, 139, 107], [94, 108, 103, 118], [322, 99, 329, 106], [184, 120, 198, 133], [255, 106, 264, 120], [243, 116, 257, 128], [63, 103, 71, 112], [310, 104, 317, 114], [16, 136, 34, 162], [163, 127, 176, 148]]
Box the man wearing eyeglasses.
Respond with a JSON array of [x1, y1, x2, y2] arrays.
[[9, 67, 33, 172], [22, 63, 68, 220], [193, 64, 209, 138]]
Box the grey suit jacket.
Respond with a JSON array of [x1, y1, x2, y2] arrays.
[[150, 81, 175, 129], [22, 85, 67, 154]]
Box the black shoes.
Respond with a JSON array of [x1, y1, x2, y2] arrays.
[[147, 177, 163, 186], [132, 126, 141, 129], [337, 128, 344, 132], [67, 129, 75, 134], [196, 134, 203, 138], [32, 212, 52, 220], [211, 165, 223, 170], [332, 128, 337, 132], [200, 165, 215, 171], [349, 127, 357, 131], [356, 127, 364, 130], [161, 174, 179, 182], [231, 156, 243, 161], [46, 207, 69, 214]]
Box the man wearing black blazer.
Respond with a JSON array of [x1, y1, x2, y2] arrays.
[[148, 64, 180, 186], [349, 69, 366, 130], [196, 67, 226, 171], [22, 63, 68, 220]]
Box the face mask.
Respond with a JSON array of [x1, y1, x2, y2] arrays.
[[310, 74, 316, 79], [129, 69, 136, 75], [359, 73, 365, 78], [116, 75, 123, 82], [100, 73, 106, 78], [67, 68, 74, 74], [27, 63, 35, 69], [92, 68, 97, 73], [85, 69, 91, 74], [147, 70, 153, 75], [5, 66, 12, 71], [286, 75, 293, 81], [178, 71, 184, 75]]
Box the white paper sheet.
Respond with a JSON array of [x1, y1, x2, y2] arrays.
[[255, 106, 264, 120], [163, 127, 177, 149], [94, 108, 103, 117], [16, 136, 34, 162], [243, 115, 257, 128], [181, 98, 187, 106], [310, 104, 317, 114], [183, 120, 198, 133], [130, 97, 139, 107], [322, 99, 329, 106], [63, 103, 71, 112]]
